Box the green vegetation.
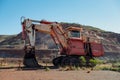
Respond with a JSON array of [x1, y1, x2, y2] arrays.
[[110, 61, 120, 72], [79, 56, 86, 66], [79, 56, 103, 67], [45, 67, 50, 71], [97, 65, 120, 72], [94, 60, 120, 72], [89, 58, 103, 67]]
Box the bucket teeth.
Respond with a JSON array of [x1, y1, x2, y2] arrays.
[[23, 48, 40, 67]]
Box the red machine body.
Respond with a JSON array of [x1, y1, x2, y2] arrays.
[[61, 38, 104, 57], [90, 42, 104, 57], [66, 38, 86, 56]]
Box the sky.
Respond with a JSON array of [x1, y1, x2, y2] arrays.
[[0, 0, 120, 35]]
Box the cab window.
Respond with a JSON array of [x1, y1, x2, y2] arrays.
[[70, 30, 80, 38]]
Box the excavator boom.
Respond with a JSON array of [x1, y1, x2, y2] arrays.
[[21, 18, 68, 67]]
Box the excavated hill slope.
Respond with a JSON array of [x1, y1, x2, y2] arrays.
[[0, 23, 120, 61]]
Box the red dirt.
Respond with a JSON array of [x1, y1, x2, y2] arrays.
[[0, 69, 120, 80]]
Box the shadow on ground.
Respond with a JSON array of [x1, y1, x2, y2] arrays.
[[0, 65, 58, 70]]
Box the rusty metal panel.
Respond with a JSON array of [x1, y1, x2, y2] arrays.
[[91, 42, 104, 57], [67, 38, 86, 56]]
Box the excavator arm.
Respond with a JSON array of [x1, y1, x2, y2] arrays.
[[21, 18, 68, 67]]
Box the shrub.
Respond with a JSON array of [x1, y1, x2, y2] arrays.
[[112, 62, 120, 67], [89, 58, 103, 67], [79, 56, 86, 66], [45, 67, 50, 71], [110, 68, 120, 72]]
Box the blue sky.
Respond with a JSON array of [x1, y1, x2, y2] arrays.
[[0, 0, 120, 35]]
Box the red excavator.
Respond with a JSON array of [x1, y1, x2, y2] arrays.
[[21, 17, 104, 67]]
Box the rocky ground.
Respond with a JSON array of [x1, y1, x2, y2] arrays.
[[0, 57, 120, 80], [0, 68, 120, 80]]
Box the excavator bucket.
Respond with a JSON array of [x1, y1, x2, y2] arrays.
[[23, 47, 40, 67]]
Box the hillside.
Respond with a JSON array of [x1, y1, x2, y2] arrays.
[[0, 35, 16, 43], [0, 34, 22, 48], [0, 23, 120, 61]]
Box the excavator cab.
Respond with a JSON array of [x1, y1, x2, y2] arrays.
[[67, 27, 82, 39], [62, 27, 86, 56]]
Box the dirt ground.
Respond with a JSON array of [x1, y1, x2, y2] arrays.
[[0, 68, 120, 80]]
